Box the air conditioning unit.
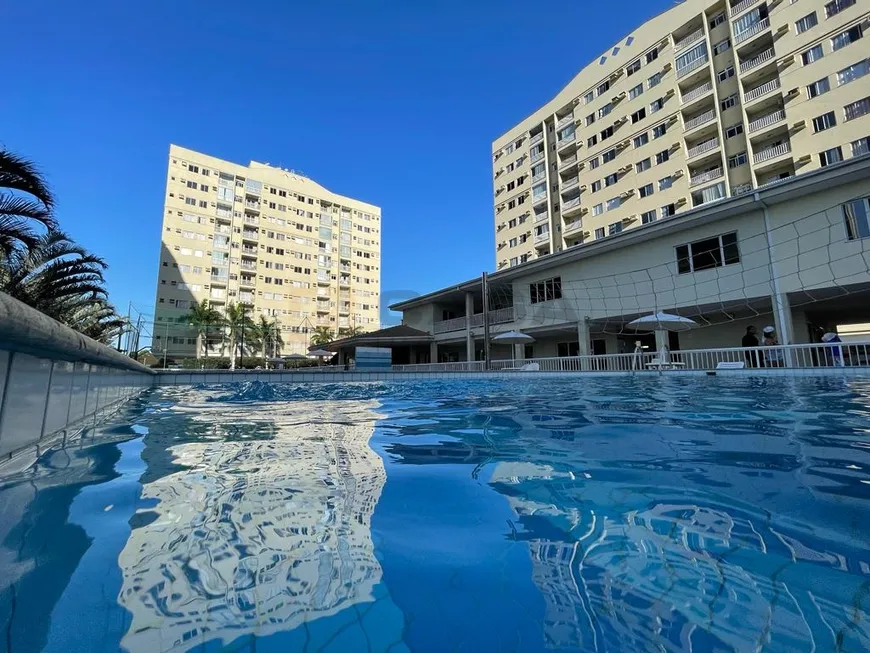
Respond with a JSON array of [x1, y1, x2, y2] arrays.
[[614, 116, 627, 125], [662, 62, 672, 73], [797, 154, 812, 163], [676, 197, 687, 205], [620, 189, 636, 199], [620, 165, 632, 173], [580, 184, 587, 191], [610, 69, 623, 79], [673, 169, 684, 178], [618, 139, 631, 148], [665, 88, 675, 97], [787, 87, 800, 96], [623, 215, 638, 224], [791, 120, 806, 130], [612, 91, 626, 103]]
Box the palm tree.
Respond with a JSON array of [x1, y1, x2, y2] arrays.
[[0, 230, 109, 323], [67, 299, 128, 344], [0, 149, 57, 256], [185, 299, 223, 359], [224, 303, 256, 369], [339, 325, 365, 337], [251, 315, 284, 365], [310, 326, 334, 346]]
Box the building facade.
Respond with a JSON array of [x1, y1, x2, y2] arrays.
[[154, 145, 381, 357], [398, 156, 870, 361], [493, 0, 870, 269]]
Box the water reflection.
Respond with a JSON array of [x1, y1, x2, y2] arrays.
[[117, 385, 397, 652]]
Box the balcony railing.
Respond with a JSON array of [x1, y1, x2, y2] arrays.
[[241, 231, 258, 240], [244, 201, 260, 210], [562, 176, 579, 191], [563, 220, 583, 234], [681, 81, 712, 104], [740, 47, 775, 74], [556, 113, 574, 128], [534, 211, 549, 224], [562, 197, 581, 212], [734, 17, 769, 45], [677, 54, 709, 79], [534, 231, 549, 244], [532, 171, 546, 183], [684, 109, 716, 131], [559, 154, 578, 170], [748, 109, 785, 133], [754, 140, 791, 163], [689, 167, 723, 186], [686, 137, 719, 158], [530, 132, 544, 145], [730, 0, 761, 18], [530, 151, 545, 163], [557, 132, 576, 146], [532, 192, 548, 205], [433, 307, 516, 334], [240, 262, 256, 271], [744, 77, 780, 103], [674, 28, 704, 53], [732, 183, 754, 196]]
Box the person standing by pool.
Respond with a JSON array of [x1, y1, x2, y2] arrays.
[[742, 325, 760, 367], [821, 332, 845, 366], [762, 326, 783, 367]]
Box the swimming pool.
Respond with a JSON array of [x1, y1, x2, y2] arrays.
[[1, 376, 869, 652]]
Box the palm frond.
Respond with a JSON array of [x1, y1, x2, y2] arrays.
[[0, 149, 55, 210]]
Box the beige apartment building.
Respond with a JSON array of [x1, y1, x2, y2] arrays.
[[493, 0, 870, 269], [154, 145, 381, 358]]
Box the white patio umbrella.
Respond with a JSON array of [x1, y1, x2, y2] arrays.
[[627, 312, 698, 367], [307, 348, 333, 357], [492, 330, 535, 344]]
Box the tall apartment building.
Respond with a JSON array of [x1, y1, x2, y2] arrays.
[[154, 145, 381, 357], [493, 0, 869, 268]]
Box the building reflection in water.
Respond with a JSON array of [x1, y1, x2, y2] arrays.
[[117, 388, 389, 652]]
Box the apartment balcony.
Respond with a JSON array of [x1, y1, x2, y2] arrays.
[[240, 262, 257, 272], [210, 274, 228, 284], [433, 307, 515, 334], [740, 47, 775, 75], [558, 154, 578, 171], [748, 109, 785, 134], [674, 28, 705, 54], [241, 246, 257, 255], [556, 113, 574, 128], [239, 276, 256, 287], [530, 132, 544, 146], [561, 176, 579, 191], [530, 151, 545, 164], [339, 265, 352, 274], [213, 241, 230, 251], [532, 171, 546, 183], [241, 232, 258, 242], [557, 132, 577, 149], [753, 140, 791, 165], [683, 108, 716, 132], [533, 211, 549, 224], [215, 225, 231, 235], [734, 17, 769, 46], [244, 201, 260, 211], [534, 232, 550, 245], [686, 137, 720, 159], [732, 183, 754, 196], [532, 192, 548, 207], [730, 0, 761, 18], [316, 303, 330, 314], [563, 198, 586, 218], [677, 54, 709, 79], [339, 276, 351, 287], [316, 276, 331, 285], [744, 77, 780, 104], [563, 219, 584, 235], [681, 81, 713, 105], [689, 167, 724, 187]]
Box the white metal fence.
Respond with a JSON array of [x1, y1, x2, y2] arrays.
[[390, 342, 870, 373]]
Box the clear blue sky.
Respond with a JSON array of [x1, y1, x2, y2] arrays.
[[1, 0, 670, 323]]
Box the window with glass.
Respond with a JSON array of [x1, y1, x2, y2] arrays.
[[597, 80, 610, 96], [692, 182, 726, 207], [656, 149, 670, 165], [605, 173, 618, 187], [713, 39, 731, 55], [851, 136, 870, 157], [837, 59, 870, 86], [529, 277, 562, 304], [825, 0, 856, 18], [634, 133, 649, 148], [659, 176, 673, 191], [591, 180, 602, 192], [627, 59, 641, 76], [606, 197, 622, 211], [819, 146, 843, 166], [646, 47, 659, 64], [732, 5, 768, 37], [676, 42, 707, 72], [600, 126, 614, 140], [720, 94, 737, 111], [639, 183, 654, 198], [843, 197, 870, 240], [641, 210, 657, 224], [728, 151, 748, 168], [832, 25, 862, 51], [629, 83, 644, 99], [558, 124, 576, 140], [595, 227, 605, 239], [648, 72, 662, 88], [796, 12, 818, 34], [631, 108, 646, 123], [602, 148, 617, 163], [676, 232, 739, 274], [661, 203, 676, 217], [608, 221, 623, 235], [725, 123, 743, 138], [807, 77, 831, 98], [588, 135, 598, 147], [710, 12, 725, 28], [586, 113, 596, 127], [653, 123, 667, 138], [592, 203, 603, 216], [802, 44, 824, 65], [650, 98, 665, 112], [589, 157, 600, 169], [845, 97, 870, 121], [532, 182, 547, 200], [636, 158, 651, 173], [717, 66, 735, 82], [598, 103, 613, 118]]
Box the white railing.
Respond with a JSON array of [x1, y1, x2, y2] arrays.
[[677, 54, 709, 78], [433, 308, 516, 334], [531, 151, 545, 163], [530, 132, 544, 145], [748, 109, 785, 133], [681, 81, 712, 104], [734, 17, 770, 45], [241, 231, 258, 240], [534, 231, 550, 244], [534, 211, 549, 224], [732, 183, 754, 195], [562, 176, 579, 190], [689, 166, 724, 186], [674, 28, 705, 53], [533, 193, 548, 205], [392, 342, 870, 373], [754, 140, 791, 163], [557, 132, 577, 146], [563, 220, 583, 234], [684, 109, 716, 131], [687, 137, 719, 158], [559, 154, 578, 169], [532, 171, 546, 183], [740, 47, 775, 74], [557, 113, 574, 128], [744, 77, 780, 103], [562, 197, 581, 211], [730, 0, 761, 17]]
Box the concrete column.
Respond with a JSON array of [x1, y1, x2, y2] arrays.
[[465, 292, 475, 362], [514, 343, 524, 362], [772, 292, 794, 367], [655, 330, 670, 363], [578, 318, 591, 370], [430, 341, 438, 364]]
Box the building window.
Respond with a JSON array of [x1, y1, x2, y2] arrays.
[[676, 232, 739, 274], [819, 146, 843, 166], [589, 157, 600, 169], [807, 77, 831, 98], [608, 221, 623, 235], [837, 59, 870, 86], [717, 65, 735, 82], [636, 158, 651, 173], [646, 47, 659, 64], [659, 176, 673, 191], [639, 183, 654, 198], [606, 197, 622, 211], [843, 197, 870, 240], [844, 97, 870, 121], [597, 80, 610, 96], [584, 91, 595, 104], [598, 103, 613, 118], [710, 12, 726, 28], [728, 151, 748, 168], [586, 113, 596, 127], [509, 257, 518, 267], [713, 38, 731, 55], [661, 203, 676, 218], [720, 94, 737, 111], [813, 111, 837, 132], [605, 173, 618, 187], [600, 126, 614, 140], [602, 148, 617, 163], [796, 12, 818, 34], [648, 72, 662, 88], [530, 277, 562, 304], [656, 149, 670, 165], [591, 180, 602, 192], [592, 203, 603, 216], [650, 98, 665, 113], [802, 44, 824, 65], [825, 0, 856, 18], [627, 59, 641, 76], [588, 135, 598, 147], [653, 123, 668, 139], [851, 136, 870, 157], [641, 210, 657, 224], [833, 25, 864, 51], [595, 227, 605, 239], [631, 108, 647, 123], [634, 133, 649, 148], [725, 123, 744, 138], [629, 83, 644, 100]]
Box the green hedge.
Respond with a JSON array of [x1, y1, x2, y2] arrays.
[[178, 357, 322, 370]]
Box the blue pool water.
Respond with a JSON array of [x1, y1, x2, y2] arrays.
[[1, 376, 870, 652]]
